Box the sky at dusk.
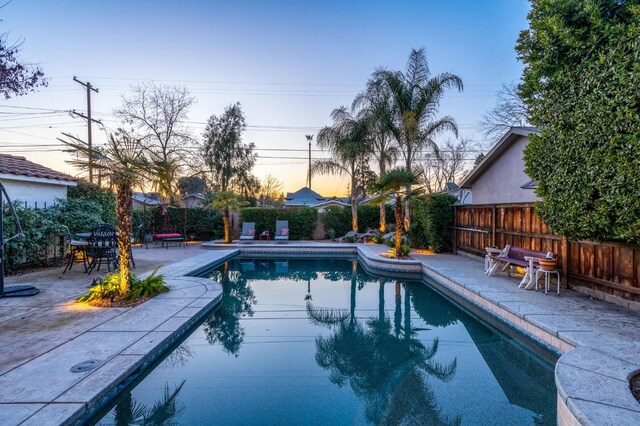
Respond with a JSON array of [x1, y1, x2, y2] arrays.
[[1, 0, 530, 196]]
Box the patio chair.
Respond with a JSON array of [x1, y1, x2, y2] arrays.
[[61, 226, 89, 273], [87, 224, 117, 274], [274, 220, 289, 241], [239, 222, 256, 241]]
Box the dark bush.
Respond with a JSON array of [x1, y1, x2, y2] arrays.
[[240, 207, 318, 240], [421, 193, 457, 253], [132, 207, 223, 241], [409, 197, 429, 249], [320, 205, 394, 237], [67, 180, 116, 226]]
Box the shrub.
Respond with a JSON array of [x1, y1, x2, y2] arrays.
[[77, 269, 168, 305], [518, 0, 640, 243], [320, 205, 394, 237], [390, 244, 411, 257], [344, 235, 357, 243], [132, 207, 224, 241], [240, 207, 318, 240], [408, 197, 429, 248], [420, 193, 457, 253], [67, 180, 116, 225]]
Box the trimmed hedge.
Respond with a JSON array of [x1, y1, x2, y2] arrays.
[[132, 207, 224, 241], [413, 193, 457, 253], [320, 205, 395, 237], [518, 0, 640, 243], [240, 207, 317, 240]]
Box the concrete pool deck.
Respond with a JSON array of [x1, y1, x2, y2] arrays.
[[0, 245, 232, 426], [0, 241, 638, 425]]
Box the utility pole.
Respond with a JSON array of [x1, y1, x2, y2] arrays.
[[305, 134, 313, 189], [72, 77, 100, 183]]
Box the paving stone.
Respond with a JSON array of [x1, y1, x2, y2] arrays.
[[56, 354, 145, 404], [499, 301, 551, 317], [20, 402, 85, 426], [0, 403, 44, 425], [91, 298, 193, 332], [121, 331, 173, 355], [556, 362, 640, 412], [558, 346, 639, 382], [0, 331, 145, 403], [155, 315, 193, 333], [567, 398, 640, 425]]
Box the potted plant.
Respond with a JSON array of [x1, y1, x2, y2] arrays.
[[538, 257, 557, 271]]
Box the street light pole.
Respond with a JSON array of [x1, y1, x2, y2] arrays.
[[305, 134, 313, 189]]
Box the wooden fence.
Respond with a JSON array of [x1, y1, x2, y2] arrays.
[[453, 203, 640, 303]]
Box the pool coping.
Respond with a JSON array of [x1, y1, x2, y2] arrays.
[[203, 242, 640, 425], [0, 250, 236, 426]]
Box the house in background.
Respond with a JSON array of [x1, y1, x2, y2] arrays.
[[132, 192, 167, 209], [181, 193, 206, 208], [284, 187, 349, 213], [0, 154, 76, 207], [459, 127, 540, 204], [441, 182, 472, 205]]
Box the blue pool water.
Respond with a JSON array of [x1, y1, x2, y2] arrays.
[[93, 257, 556, 425]]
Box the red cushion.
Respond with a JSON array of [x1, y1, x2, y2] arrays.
[[281, 228, 289, 236], [247, 229, 256, 236], [153, 233, 182, 239]]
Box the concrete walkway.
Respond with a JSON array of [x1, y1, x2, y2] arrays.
[[0, 244, 229, 426]]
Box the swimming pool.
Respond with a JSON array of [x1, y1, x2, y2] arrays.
[[92, 257, 556, 425]]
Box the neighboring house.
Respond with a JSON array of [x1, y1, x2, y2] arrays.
[[0, 154, 76, 207], [181, 193, 206, 208], [459, 127, 540, 205], [284, 187, 350, 212], [132, 192, 167, 208], [441, 182, 472, 205]]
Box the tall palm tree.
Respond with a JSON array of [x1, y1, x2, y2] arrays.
[[353, 81, 399, 233], [372, 48, 463, 228], [315, 107, 371, 233], [60, 130, 146, 294], [206, 191, 246, 243], [369, 168, 422, 258]]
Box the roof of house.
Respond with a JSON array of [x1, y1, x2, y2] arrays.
[[284, 187, 325, 206], [132, 192, 167, 206], [459, 126, 539, 188], [181, 193, 206, 200], [0, 154, 76, 184]]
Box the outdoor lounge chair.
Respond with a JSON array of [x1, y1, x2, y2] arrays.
[[274, 220, 289, 241], [239, 222, 256, 241]]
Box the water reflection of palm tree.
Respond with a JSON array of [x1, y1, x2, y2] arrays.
[[202, 262, 256, 357], [304, 279, 312, 301], [308, 277, 459, 425], [110, 380, 186, 425]]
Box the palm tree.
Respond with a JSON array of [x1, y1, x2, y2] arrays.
[[353, 79, 399, 233], [206, 191, 246, 243], [369, 168, 422, 258], [60, 130, 146, 294], [372, 48, 463, 228], [315, 107, 371, 233]]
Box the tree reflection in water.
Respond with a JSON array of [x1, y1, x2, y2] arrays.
[[308, 272, 460, 426], [105, 380, 186, 426], [202, 262, 256, 357]]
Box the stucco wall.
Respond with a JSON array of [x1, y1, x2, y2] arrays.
[[470, 136, 539, 205], [0, 179, 68, 207]]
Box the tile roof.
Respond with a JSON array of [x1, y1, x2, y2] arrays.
[[0, 154, 76, 183]]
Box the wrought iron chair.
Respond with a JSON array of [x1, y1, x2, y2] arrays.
[[61, 226, 90, 273], [87, 224, 117, 274]]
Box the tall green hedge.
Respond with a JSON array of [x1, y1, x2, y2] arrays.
[[320, 205, 395, 237], [67, 180, 116, 226], [518, 0, 640, 243], [132, 207, 224, 241], [240, 207, 317, 240], [413, 194, 457, 253]]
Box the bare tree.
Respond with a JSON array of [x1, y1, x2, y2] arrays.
[[479, 83, 529, 140], [259, 174, 284, 207], [421, 137, 475, 193], [115, 82, 196, 164], [0, 31, 47, 99]]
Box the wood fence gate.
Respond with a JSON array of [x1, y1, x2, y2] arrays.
[[453, 203, 640, 304]]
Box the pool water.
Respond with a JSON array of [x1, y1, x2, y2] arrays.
[[93, 258, 557, 425]]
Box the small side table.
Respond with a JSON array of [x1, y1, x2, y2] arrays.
[[259, 231, 271, 241], [535, 268, 561, 295]]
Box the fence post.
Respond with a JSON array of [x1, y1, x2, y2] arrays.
[[491, 205, 496, 247], [561, 236, 569, 288], [452, 206, 457, 254]]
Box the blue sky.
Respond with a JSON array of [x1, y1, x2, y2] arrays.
[[1, 0, 530, 195]]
